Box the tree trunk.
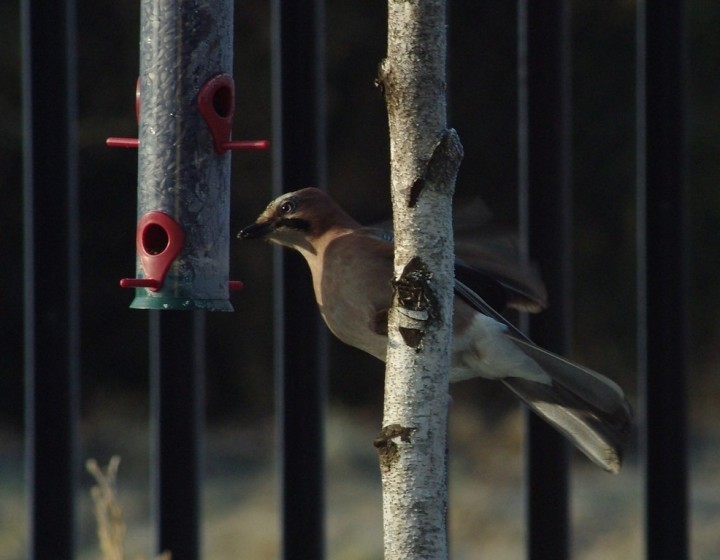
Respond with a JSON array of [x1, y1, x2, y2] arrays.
[[375, 1, 463, 558]]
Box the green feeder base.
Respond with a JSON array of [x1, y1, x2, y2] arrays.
[[130, 293, 234, 312]]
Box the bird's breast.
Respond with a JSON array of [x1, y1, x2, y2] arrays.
[[310, 234, 394, 361]]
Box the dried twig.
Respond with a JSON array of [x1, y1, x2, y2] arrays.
[[87, 456, 171, 560], [87, 457, 126, 560]]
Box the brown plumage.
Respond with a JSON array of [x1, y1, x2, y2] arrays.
[[240, 188, 632, 473]]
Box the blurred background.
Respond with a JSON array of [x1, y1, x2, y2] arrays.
[[1, 1, 718, 558]]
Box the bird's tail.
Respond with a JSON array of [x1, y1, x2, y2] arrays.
[[502, 339, 633, 474]]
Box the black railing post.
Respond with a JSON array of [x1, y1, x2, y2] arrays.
[[637, 1, 689, 558], [21, 1, 80, 558], [518, 2, 572, 558], [271, 0, 327, 558], [150, 311, 205, 560]]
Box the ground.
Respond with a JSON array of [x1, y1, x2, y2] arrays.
[[1, 396, 718, 559]]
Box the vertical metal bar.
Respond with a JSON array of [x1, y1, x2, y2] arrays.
[[637, 2, 689, 558], [271, 0, 327, 558], [150, 311, 205, 560], [22, 1, 79, 558], [518, 2, 572, 558]]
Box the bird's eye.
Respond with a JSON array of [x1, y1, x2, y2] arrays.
[[279, 199, 297, 214]]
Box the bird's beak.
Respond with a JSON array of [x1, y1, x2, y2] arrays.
[[238, 219, 275, 240]]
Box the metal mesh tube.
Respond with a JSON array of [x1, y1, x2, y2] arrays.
[[134, 0, 234, 310]]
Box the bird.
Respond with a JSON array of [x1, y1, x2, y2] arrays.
[[238, 187, 632, 473]]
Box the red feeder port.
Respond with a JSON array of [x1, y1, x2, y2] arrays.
[[120, 211, 185, 292], [197, 74, 270, 154], [198, 74, 235, 154]]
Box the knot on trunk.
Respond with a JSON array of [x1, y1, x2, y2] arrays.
[[374, 424, 416, 471], [392, 256, 438, 349], [409, 128, 464, 207]]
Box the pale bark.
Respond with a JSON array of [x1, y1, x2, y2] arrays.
[[375, 1, 463, 558]]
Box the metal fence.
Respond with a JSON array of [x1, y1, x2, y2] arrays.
[[21, 1, 687, 559]]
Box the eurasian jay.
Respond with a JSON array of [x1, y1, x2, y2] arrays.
[[239, 187, 632, 473]]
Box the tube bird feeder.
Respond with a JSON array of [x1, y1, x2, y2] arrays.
[[109, 1, 267, 311]]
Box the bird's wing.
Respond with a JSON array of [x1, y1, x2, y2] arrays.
[[362, 224, 547, 313], [455, 257, 547, 313], [509, 337, 629, 414], [454, 278, 632, 473], [455, 277, 628, 412], [454, 278, 531, 342], [454, 234, 547, 313]]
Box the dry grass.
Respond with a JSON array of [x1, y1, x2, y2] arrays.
[[86, 456, 170, 560], [86, 457, 126, 560]]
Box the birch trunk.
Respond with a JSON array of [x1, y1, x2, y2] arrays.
[[375, 1, 463, 558]]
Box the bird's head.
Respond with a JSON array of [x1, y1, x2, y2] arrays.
[[238, 188, 360, 253]]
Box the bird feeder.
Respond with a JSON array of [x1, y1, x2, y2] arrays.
[[108, 3, 267, 311]]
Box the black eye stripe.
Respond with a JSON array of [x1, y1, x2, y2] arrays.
[[276, 218, 310, 231]]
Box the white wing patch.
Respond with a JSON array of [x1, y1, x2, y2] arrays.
[[450, 313, 552, 384]]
